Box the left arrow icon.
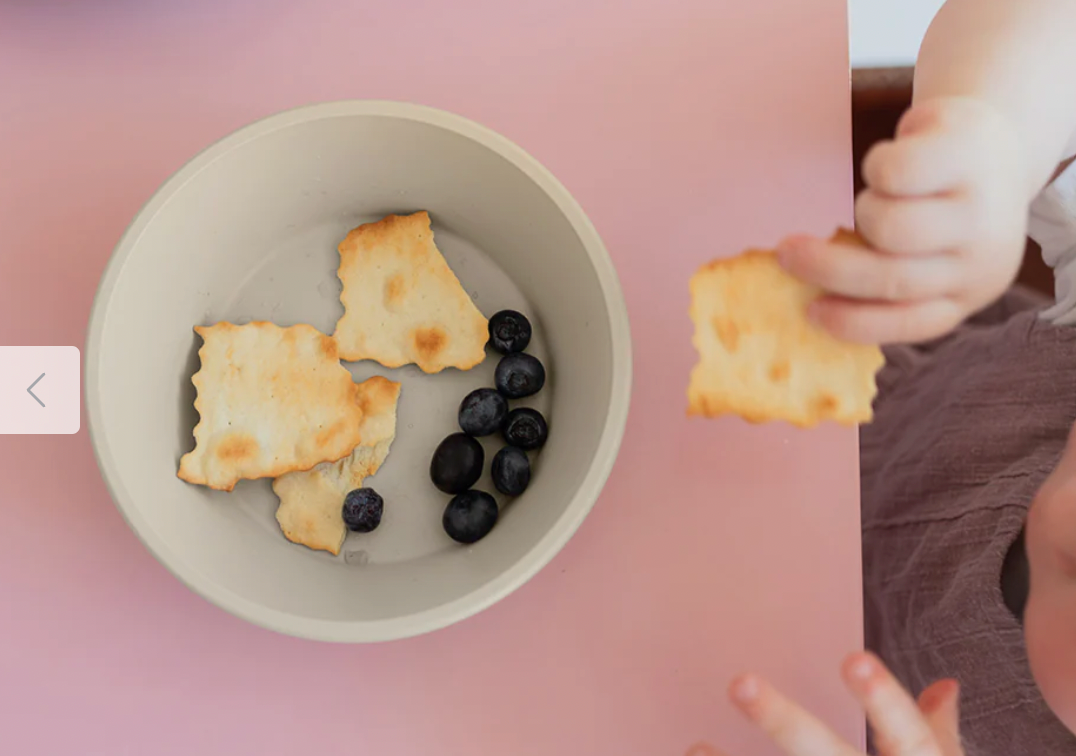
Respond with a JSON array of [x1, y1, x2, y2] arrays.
[[0, 349, 77, 433], [27, 373, 45, 407]]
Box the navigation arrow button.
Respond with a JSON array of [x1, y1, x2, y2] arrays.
[[0, 348, 79, 434], [26, 373, 45, 407]]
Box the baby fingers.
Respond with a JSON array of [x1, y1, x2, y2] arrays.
[[855, 192, 971, 256], [729, 675, 860, 756], [726, 657, 963, 756], [861, 130, 977, 198], [842, 653, 958, 756], [776, 234, 961, 303], [809, 297, 964, 345]]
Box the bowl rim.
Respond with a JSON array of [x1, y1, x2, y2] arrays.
[[84, 100, 633, 643]]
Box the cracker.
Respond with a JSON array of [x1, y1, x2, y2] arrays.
[[177, 322, 366, 491], [332, 211, 489, 373], [272, 375, 401, 555], [687, 229, 885, 427]]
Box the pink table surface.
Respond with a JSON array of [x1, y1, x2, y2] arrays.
[[0, 1, 861, 754]]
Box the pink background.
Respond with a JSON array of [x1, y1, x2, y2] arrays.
[[0, 1, 861, 754]]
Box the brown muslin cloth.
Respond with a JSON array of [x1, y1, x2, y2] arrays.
[[861, 287, 1076, 754]]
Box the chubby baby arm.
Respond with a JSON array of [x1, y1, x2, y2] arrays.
[[777, 0, 1076, 346]]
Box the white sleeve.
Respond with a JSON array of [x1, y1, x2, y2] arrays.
[[1030, 157, 1076, 325]]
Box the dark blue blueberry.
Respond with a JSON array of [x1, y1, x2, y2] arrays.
[[430, 433, 484, 494], [458, 388, 508, 437], [443, 490, 499, 544], [502, 408, 548, 451], [494, 353, 546, 399], [342, 488, 384, 533], [488, 310, 532, 354], [491, 446, 531, 497]]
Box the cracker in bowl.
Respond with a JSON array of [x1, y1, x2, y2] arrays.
[[332, 211, 489, 373], [177, 322, 366, 491], [272, 375, 401, 555], [687, 229, 885, 427]]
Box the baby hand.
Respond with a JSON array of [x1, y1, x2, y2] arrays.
[[778, 96, 1030, 344], [717, 652, 964, 756]]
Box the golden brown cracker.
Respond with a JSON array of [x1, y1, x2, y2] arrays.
[[332, 212, 489, 373], [272, 376, 401, 555], [687, 229, 884, 427], [177, 322, 366, 491]]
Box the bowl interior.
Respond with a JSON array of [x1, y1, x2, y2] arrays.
[[90, 106, 623, 638]]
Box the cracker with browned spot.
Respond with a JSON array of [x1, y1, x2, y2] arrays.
[[177, 322, 366, 491], [272, 376, 401, 555], [687, 229, 885, 427], [332, 211, 489, 373]]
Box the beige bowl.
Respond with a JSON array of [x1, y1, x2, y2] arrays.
[[85, 101, 632, 642]]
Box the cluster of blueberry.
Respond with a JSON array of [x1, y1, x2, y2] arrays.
[[338, 311, 549, 544], [431, 310, 549, 544]]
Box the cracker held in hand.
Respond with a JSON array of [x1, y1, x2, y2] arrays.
[[273, 376, 401, 555], [332, 211, 489, 373], [687, 229, 885, 427], [177, 322, 366, 491]]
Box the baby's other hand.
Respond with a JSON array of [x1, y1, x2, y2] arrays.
[[715, 652, 964, 756], [778, 96, 1030, 344]]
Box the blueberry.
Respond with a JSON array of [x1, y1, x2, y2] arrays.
[[492, 446, 531, 496], [443, 490, 499, 544], [502, 408, 548, 450], [495, 353, 546, 399], [342, 488, 384, 533], [488, 310, 532, 354], [430, 433, 484, 494], [458, 388, 508, 436]]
